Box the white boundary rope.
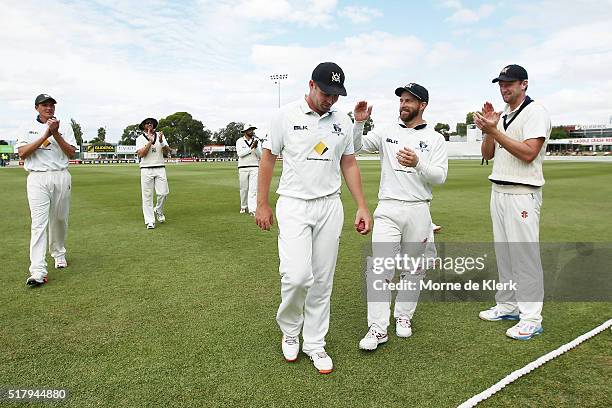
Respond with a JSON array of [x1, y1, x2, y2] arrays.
[[458, 319, 612, 408]]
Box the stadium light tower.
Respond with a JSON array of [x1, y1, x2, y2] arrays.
[[270, 74, 288, 108]]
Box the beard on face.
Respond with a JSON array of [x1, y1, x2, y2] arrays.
[[400, 108, 418, 123]]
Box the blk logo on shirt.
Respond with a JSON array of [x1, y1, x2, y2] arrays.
[[294, 125, 308, 130], [521, 211, 528, 219], [386, 138, 398, 144]]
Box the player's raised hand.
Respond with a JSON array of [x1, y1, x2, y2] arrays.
[[474, 111, 501, 134], [482, 102, 496, 120], [353, 101, 373, 122], [397, 147, 419, 167], [354, 207, 372, 235], [158, 131, 164, 143], [47, 118, 60, 133], [256, 204, 274, 231]]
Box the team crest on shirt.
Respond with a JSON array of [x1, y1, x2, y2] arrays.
[[416, 141, 430, 152], [332, 123, 343, 135]]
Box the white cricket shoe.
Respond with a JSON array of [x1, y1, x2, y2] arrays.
[[281, 334, 299, 362], [155, 210, 166, 223], [479, 305, 520, 322], [359, 325, 389, 351], [239, 208, 247, 214], [506, 321, 543, 340], [54, 257, 67, 269], [309, 350, 333, 374], [395, 316, 413, 338], [146, 223, 155, 229]]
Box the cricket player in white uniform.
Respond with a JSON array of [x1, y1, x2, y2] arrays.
[[236, 124, 261, 215], [136, 117, 171, 229], [474, 64, 551, 340], [17, 94, 77, 286], [256, 62, 372, 374], [352, 84, 448, 350]]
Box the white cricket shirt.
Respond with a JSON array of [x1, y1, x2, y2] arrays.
[[489, 98, 551, 189], [16, 117, 77, 172], [136, 133, 168, 168], [354, 121, 448, 202], [264, 97, 355, 200], [236, 136, 261, 168]]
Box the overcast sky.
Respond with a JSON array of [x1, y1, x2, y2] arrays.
[[2, 0, 611, 143]]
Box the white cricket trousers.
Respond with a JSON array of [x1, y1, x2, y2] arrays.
[[238, 167, 258, 211], [491, 189, 544, 325], [26, 170, 71, 279], [275, 194, 344, 355], [366, 199, 434, 333], [140, 167, 169, 225]]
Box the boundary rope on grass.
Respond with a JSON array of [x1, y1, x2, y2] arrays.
[[458, 319, 612, 408]]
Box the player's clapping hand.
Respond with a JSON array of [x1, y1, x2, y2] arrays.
[[354, 207, 372, 235], [397, 147, 419, 167], [147, 133, 155, 143], [353, 101, 373, 122], [158, 131, 164, 143], [474, 108, 501, 134], [252, 139, 259, 148], [47, 118, 60, 134], [482, 102, 496, 120], [256, 205, 274, 231]]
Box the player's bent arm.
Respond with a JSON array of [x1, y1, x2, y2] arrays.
[[490, 128, 545, 163], [236, 141, 251, 158], [415, 139, 448, 185], [352, 121, 380, 153], [136, 142, 152, 158], [481, 134, 495, 160], [17, 131, 52, 160], [52, 132, 77, 158], [340, 154, 372, 234]]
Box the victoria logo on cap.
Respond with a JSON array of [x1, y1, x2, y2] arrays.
[[331, 72, 341, 83]]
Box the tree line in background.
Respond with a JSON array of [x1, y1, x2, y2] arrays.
[[66, 108, 572, 156]]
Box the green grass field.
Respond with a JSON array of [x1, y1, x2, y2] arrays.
[[0, 160, 610, 408]]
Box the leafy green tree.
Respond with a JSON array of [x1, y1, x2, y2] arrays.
[[70, 119, 83, 145], [466, 112, 475, 125], [120, 124, 141, 145], [90, 127, 107, 145], [158, 112, 211, 156], [456, 123, 467, 136], [214, 122, 244, 146], [550, 126, 570, 140], [435, 123, 450, 135]]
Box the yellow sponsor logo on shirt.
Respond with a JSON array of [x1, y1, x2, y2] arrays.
[[41, 138, 51, 147], [313, 141, 328, 155]]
